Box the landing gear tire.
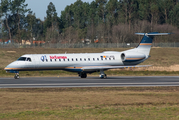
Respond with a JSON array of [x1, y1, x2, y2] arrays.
[[14, 74, 20, 79], [79, 73, 87, 78], [99, 69, 107, 79], [99, 74, 107, 79]]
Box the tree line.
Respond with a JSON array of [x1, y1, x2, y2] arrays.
[[0, 0, 179, 44]]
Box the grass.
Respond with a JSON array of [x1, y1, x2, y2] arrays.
[[0, 87, 179, 119]]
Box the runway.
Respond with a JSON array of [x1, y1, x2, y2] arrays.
[[0, 76, 179, 88]]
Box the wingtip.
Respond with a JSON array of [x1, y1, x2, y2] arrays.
[[135, 33, 145, 35]]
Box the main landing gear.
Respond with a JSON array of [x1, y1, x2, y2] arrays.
[[79, 70, 107, 79], [99, 70, 107, 79], [14, 73, 20, 79], [79, 72, 87, 78]]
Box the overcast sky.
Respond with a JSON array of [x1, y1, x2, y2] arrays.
[[25, 0, 94, 20]]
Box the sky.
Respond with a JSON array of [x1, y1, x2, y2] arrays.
[[25, 0, 94, 20]]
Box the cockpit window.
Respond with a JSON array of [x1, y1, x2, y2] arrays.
[[27, 58, 31, 62], [17, 57, 32, 62], [17, 57, 27, 61]]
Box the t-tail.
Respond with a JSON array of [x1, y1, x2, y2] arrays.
[[121, 32, 171, 65], [135, 32, 171, 56]]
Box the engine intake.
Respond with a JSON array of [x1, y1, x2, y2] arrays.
[[121, 53, 125, 61], [121, 52, 146, 62]]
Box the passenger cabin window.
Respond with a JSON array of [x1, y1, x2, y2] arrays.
[[88, 58, 90, 61], [76, 58, 78, 61], [97, 58, 99, 61], [105, 58, 107, 60], [80, 58, 82, 61], [93, 58, 95, 61], [59, 59, 61, 61], [84, 58, 86, 61]]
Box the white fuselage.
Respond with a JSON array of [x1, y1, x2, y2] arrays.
[[5, 52, 129, 73]]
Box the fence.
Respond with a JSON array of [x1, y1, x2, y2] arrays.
[[1, 42, 179, 48]]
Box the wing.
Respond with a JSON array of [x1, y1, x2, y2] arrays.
[[81, 65, 151, 71]]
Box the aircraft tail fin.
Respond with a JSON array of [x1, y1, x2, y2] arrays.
[[135, 32, 171, 56]]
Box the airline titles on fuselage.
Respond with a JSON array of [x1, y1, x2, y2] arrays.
[[41, 55, 115, 62], [100, 55, 115, 59], [41, 55, 67, 62], [50, 55, 67, 59]]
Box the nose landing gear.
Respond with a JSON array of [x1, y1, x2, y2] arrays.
[[99, 70, 107, 79], [99, 74, 107, 79], [14, 73, 20, 79]]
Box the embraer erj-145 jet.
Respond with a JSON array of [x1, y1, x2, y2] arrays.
[[5, 32, 171, 79]]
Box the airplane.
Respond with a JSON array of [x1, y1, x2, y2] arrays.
[[4, 32, 171, 79]]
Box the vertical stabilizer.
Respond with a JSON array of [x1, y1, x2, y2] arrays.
[[135, 32, 171, 56]]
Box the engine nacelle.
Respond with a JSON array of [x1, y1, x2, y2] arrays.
[[121, 52, 146, 62]]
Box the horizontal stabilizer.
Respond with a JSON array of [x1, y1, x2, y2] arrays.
[[135, 33, 171, 36]]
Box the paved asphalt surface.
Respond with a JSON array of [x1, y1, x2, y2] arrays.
[[0, 76, 179, 88]]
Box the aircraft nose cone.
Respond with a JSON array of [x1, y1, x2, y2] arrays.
[[4, 64, 13, 71], [4, 61, 19, 71]]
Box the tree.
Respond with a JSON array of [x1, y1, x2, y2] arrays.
[[160, 0, 174, 23], [81, 2, 90, 29], [150, 1, 159, 28], [61, 5, 73, 28], [25, 16, 44, 41], [127, 0, 138, 31], [88, 1, 98, 43], [71, 0, 84, 41], [169, 4, 179, 28], [106, 0, 118, 42], [120, 0, 128, 24], [95, 0, 108, 42], [11, 0, 30, 41], [72, 0, 83, 29], [0, 0, 12, 40], [0, 2, 2, 39], [138, 0, 150, 21], [44, 2, 58, 42], [45, 2, 58, 29], [106, 0, 118, 25], [26, 12, 36, 36], [96, 0, 108, 23], [138, 0, 159, 31]]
